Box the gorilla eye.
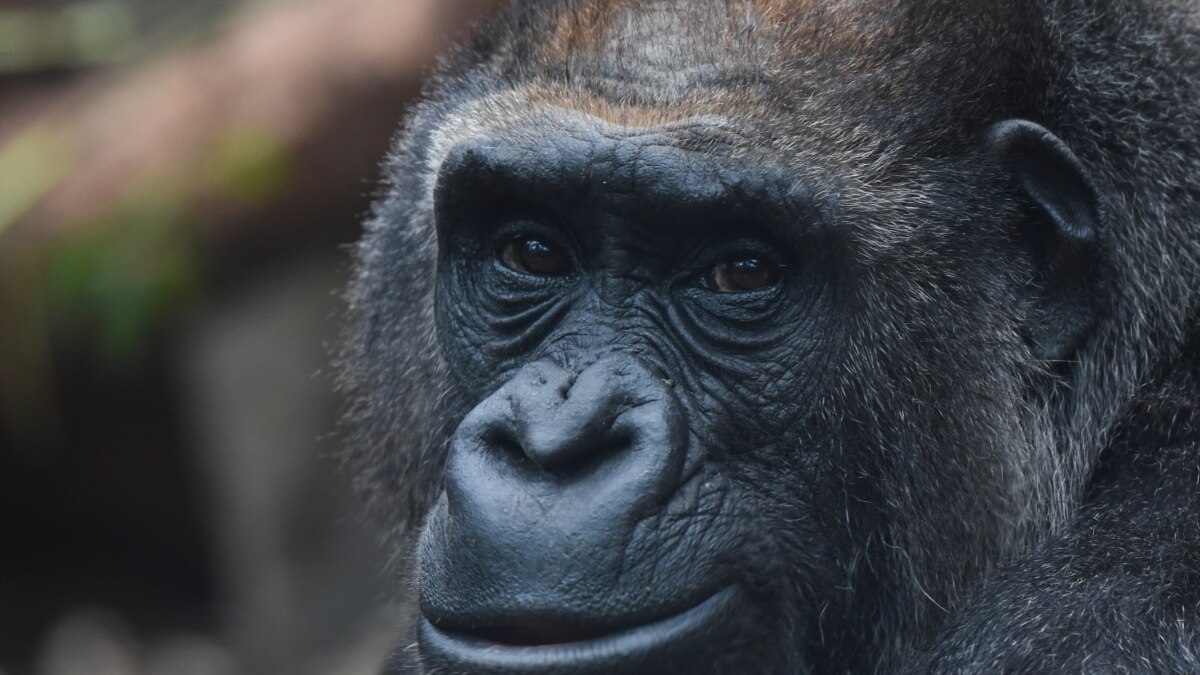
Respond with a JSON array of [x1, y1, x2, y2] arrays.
[[703, 258, 783, 292], [499, 236, 570, 276]]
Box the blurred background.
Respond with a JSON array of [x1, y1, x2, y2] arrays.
[[0, 1, 499, 673]]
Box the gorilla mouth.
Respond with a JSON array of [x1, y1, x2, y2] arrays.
[[465, 619, 623, 646], [418, 587, 740, 672]]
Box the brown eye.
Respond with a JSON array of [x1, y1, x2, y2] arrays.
[[500, 236, 570, 276], [704, 258, 782, 292]]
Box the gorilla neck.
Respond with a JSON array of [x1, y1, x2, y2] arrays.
[[1101, 329, 1200, 469]]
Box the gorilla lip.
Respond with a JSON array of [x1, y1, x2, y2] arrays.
[[418, 586, 740, 670]]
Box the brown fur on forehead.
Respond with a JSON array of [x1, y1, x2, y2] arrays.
[[536, 0, 1029, 65], [513, 0, 1047, 152], [521, 84, 732, 128], [541, 0, 629, 61]]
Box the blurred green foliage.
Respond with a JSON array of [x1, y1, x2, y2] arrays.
[[208, 127, 293, 203], [0, 121, 295, 444], [0, 183, 202, 444], [0, 0, 299, 444], [0, 1, 139, 72], [0, 127, 73, 238], [43, 186, 202, 370]]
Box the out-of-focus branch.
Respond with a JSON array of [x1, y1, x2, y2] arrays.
[[1, 0, 501, 249]]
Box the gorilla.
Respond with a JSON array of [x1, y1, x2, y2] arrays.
[[337, 0, 1200, 672]]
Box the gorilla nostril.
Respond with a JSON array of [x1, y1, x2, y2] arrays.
[[521, 424, 628, 473], [476, 418, 597, 473], [488, 432, 527, 464]]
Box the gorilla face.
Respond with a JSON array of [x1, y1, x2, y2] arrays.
[[420, 121, 846, 673], [401, 109, 1095, 672], [342, 3, 1122, 673]]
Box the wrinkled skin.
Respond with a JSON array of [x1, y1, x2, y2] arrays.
[[338, 1, 1200, 673]]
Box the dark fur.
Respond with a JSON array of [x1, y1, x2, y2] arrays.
[[338, 0, 1200, 672]]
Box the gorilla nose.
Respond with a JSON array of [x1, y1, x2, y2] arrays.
[[463, 357, 686, 475], [423, 356, 692, 621]]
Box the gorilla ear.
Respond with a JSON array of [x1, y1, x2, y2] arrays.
[[988, 119, 1103, 363]]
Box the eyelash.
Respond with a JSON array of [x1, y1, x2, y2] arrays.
[[686, 238, 786, 273], [698, 257, 786, 292]]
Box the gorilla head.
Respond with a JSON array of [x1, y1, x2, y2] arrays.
[[339, 1, 1200, 673]]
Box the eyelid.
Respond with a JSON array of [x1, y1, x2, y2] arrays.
[[687, 230, 790, 265], [489, 218, 582, 261], [676, 237, 788, 286], [490, 219, 558, 249]]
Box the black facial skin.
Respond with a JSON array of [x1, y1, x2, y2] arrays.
[[339, 1, 1200, 674], [420, 128, 842, 674]]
